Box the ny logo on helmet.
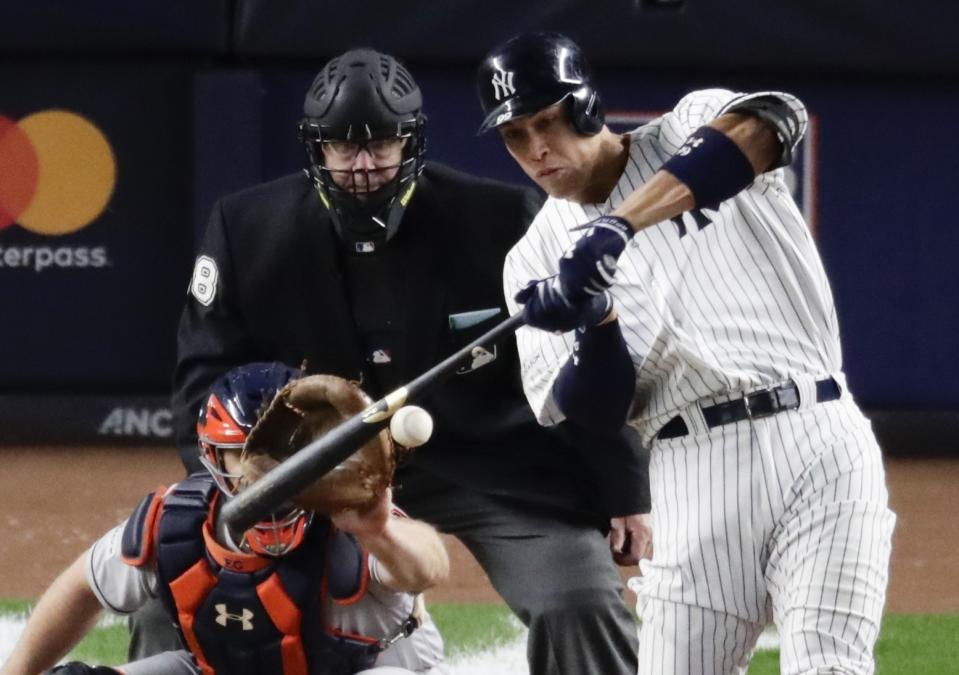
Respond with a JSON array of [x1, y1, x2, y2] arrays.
[[491, 70, 516, 101], [214, 603, 254, 630]]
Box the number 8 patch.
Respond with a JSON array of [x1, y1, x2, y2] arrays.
[[189, 255, 218, 306]]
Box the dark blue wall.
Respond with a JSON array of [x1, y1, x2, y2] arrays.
[[194, 69, 959, 411], [0, 2, 955, 443]]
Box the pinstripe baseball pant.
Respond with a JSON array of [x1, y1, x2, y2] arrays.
[[632, 396, 895, 674]]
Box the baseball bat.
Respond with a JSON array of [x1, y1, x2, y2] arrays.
[[220, 311, 525, 533]]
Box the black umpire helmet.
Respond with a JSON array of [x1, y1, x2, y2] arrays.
[[476, 31, 604, 136], [298, 48, 426, 251]]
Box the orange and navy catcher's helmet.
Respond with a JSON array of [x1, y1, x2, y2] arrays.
[[197, 362, 308, 557]]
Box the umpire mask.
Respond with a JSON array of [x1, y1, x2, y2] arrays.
[[298, 49, 426, 253]]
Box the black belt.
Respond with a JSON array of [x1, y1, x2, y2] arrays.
[[656, 377, 841, 440]]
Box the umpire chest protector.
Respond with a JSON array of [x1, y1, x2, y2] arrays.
[[129, 475, 379, 675]]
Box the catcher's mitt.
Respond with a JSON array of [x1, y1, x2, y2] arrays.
[[239, 374, 396, 513]]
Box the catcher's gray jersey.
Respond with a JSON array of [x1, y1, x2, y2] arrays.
[[85, 517, 445, 674], [505, 88, 894, 673]]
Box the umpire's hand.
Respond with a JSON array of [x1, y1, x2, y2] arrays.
[[610, 513, 653, 567], [515, 277, 613, 334]]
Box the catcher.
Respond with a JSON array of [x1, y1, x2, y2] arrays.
[[1, 362, 449, 675]]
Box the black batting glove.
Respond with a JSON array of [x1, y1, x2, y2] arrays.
[[515, 277, 613, 334], [559, 215, 634, 303]]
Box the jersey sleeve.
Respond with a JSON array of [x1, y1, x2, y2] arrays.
[[85, 522, 159, 615], [503, 209, 578, 426], [717, 90, 808, 168], [171, 199, 257, 472], [658, 89, 741, 152], [659, 88, 808, 167]]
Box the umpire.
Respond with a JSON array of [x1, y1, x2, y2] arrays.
[[164, 48, 648, 675]]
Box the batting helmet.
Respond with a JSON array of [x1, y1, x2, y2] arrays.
[[476, 31, 605, 136], [298, 49, 426, 251], [198, 362, 309, 557]]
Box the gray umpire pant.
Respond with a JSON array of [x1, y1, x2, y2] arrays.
[[395, 470, 638, 675]]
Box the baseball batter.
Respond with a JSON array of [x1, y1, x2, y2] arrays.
[[478, 32, 895, 674]]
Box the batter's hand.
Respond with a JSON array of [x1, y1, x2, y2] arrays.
[[559, 215, 635, 302], [515, 277, 613, 333], [609, 513, 653, 567]]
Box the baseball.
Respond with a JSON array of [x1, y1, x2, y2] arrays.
[[390, 405, 434, 447]]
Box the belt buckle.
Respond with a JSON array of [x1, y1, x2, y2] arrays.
[[742, 385, 776, 420], [744, 382, 800, 420]]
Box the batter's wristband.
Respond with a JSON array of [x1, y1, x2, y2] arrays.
[[574, 215, 634, 246], [661, 126, 756, 210]]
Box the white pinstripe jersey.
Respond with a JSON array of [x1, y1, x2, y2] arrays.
[[504, 88, 840, 445]]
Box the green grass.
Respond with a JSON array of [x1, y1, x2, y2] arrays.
[[0, 600, 31, 615], [1, 602, 524, 667], [3, 604, 957, 672], [746, 648, 780, 673], [427, 602, 521, 657], [745, 614, 959, 675], [875, 614, 959, 675], [67, 624, 130, 665], [0, 600, 130, 666]]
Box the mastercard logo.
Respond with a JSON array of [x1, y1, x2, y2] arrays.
[[0, 110, 116, 235]]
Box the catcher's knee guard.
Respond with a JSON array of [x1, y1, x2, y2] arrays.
[[45, 663, 121, 675]]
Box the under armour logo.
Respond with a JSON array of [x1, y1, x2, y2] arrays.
[[215, 603, 254, 630], [676, 136, 704, 157], [491, 70, 516, 101]]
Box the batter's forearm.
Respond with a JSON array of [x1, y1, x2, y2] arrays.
[[709, 113, 783, 174], [611, 113, 779, 232], [611, 171, 694, 232], [553, 319, 634, 436], [0, 554, 104, 675]]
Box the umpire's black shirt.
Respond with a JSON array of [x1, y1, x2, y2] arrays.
[[172, 163, 648, 521]]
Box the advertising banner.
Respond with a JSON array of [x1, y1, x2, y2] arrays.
[[0, 63, 194, 397]]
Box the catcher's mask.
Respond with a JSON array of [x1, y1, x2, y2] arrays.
[[197, 362, 312, 557], [297, 48, 426, 253], [476, 31, 604, 136]]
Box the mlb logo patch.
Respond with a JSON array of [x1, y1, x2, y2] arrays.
[[448, 308, 502, 375], [355, 241, 375, 253], [456, 345, 497, 374], [370, 349, 392, 364]]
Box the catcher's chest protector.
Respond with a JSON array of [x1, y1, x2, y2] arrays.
[[152, 475, 379, 675]]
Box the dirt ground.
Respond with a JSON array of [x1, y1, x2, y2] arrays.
[[0, 447, 955, 612]]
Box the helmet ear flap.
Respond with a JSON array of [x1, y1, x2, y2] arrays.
[[567, 86, 605, 136]]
